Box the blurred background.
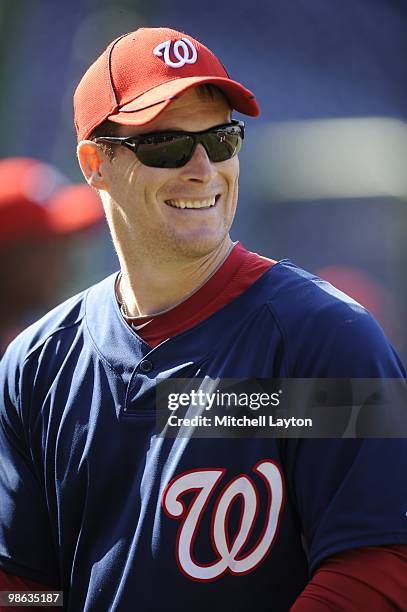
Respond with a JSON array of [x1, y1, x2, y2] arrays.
[[0, 0, 406, 362]]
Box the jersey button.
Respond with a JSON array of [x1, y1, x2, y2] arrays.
[[139, 359, 153, 373]]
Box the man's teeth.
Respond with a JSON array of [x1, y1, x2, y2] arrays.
[[166, 197, 217, 209]]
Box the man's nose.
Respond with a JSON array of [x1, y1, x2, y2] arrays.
[[178, 143, 216, 183]]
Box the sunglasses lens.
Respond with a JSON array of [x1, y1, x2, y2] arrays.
[[136, 135, 195, 168], [133, 124, 243, 168], [203, 129, 242, 162]]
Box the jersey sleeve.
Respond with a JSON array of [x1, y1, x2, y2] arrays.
[[285, 293, 406, 378], [285, 436, 407, 574], [0, 342, 60, 586], [279, 296, 407, 574]]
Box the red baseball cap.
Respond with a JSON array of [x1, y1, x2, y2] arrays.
[[0, 158, 104, 247], [74, 27, 260, 141]]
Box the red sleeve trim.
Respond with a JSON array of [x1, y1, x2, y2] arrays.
[[290, 545, 407, 611]]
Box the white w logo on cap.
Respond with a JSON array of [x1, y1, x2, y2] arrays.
[[153, 38, 197, 68]]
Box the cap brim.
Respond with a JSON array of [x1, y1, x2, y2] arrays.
[[47, 185, 104, 234], [107, 76, 260, 127]]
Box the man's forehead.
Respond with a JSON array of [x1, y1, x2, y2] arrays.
[[114, 87, 231, 136]]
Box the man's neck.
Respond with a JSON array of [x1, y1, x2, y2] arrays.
[[118, 238, 235, 317]]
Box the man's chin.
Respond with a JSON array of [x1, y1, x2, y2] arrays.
[[168, 232, 229, 260]]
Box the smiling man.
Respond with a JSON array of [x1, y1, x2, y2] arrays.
[[80, 86, 240, 317], [0, 27, 406, 612]]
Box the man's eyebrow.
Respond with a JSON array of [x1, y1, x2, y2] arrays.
[[119, 126, 199, 137], [118, 126, 182, 136], [117, 119, 233, 138]]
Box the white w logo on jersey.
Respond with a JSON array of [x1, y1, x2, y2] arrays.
[[153, 38, 197, 68], [162, 460, 284, 580]]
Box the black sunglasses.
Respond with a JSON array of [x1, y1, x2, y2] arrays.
[[93, 120, 245, 168]]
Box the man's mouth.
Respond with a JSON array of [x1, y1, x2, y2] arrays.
[[165, 195, 220, 209]]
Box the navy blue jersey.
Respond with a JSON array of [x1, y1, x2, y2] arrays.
[[1, 260, 406, 611]]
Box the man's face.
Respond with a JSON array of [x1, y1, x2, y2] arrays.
[[99, 88, 239, 264]]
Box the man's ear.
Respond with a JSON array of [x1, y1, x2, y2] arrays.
[[77, 141, 109, 190]]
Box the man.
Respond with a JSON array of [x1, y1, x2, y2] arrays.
[[0, 157, 103, 355], [0, 27, 406, 611]]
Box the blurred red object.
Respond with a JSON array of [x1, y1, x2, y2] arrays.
[[0, 157, 103, 246]]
